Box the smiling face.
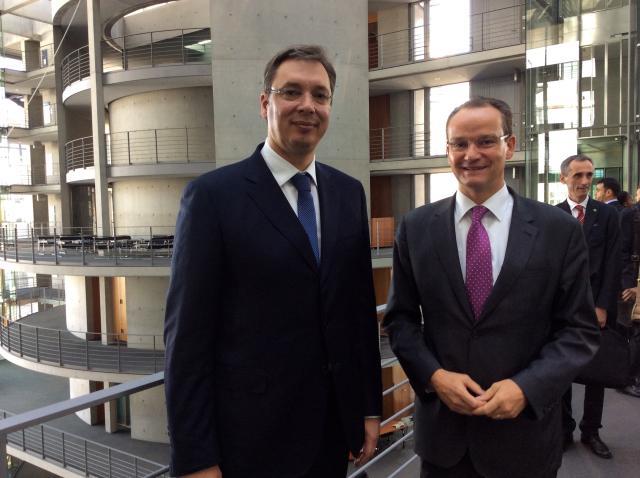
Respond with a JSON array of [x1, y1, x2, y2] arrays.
[[561, 159, 594, 204], [446, 105, 515, 203], [260, 59, 331, 170]]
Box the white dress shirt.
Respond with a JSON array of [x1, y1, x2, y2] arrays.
[[261, 140, 322, 255], [566, 196, 589, 220], [454, 184, 513, 284]]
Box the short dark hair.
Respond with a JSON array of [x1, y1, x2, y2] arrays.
[[263, 45, 336, 95], [560, 154, 593, 176], [597, 177, 621, 197], [445, 96, 513, 138]]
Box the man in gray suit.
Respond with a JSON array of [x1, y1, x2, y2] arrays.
[[384, 97, 600, 477]]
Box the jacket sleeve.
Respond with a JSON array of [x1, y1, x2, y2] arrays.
[[383, 215, 442, 398], [357, 185, 383, 417], [164, 180, 222, 476], [593, 206, 621, 310], [619, 208, 637, 290], [511, 220, 600, 419]]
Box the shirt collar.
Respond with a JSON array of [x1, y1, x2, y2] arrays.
[[455, 183, 510, 223], [261, 139, 317, 187], [605, 199, 617, 205], [566, 195, 589, 210]]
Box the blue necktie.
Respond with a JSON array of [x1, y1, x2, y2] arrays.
[[290, 173, 320, 263]]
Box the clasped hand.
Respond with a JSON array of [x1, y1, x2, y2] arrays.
[[430, 369, 527, 420]]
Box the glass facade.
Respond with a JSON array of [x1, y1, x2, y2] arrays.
[[525, 0, 639, 203]]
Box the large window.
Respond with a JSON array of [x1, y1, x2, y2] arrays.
[[429, 0, 470, 58], [429, 82, 470, 156]]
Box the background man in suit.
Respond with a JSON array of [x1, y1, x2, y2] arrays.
[[164, 45, 382, 478], [383, 97, 600, 478], [558, 155, 621, 459], [595, 177, 623, 210]]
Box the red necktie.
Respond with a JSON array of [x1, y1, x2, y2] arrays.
[[575, 204, 585, 224]]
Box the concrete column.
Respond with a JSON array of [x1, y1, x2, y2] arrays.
[[29, 142, 46, 185], [209, 0, 371, 195], [32, 194, 49, 231], [26, 94, 43, 128], [52, 26, 71, 230], [87, 0, 110, 236], [23, 40, 41, 71], [99, 276, 115, 345], [103, 382, 118, 433]]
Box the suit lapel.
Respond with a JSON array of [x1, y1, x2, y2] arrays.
[[433, 196, 475, 323], [316, 164, 338, 285], [479, 192, 538, 322], [244, 149, 319, 272], [583, 198, 599, 238]]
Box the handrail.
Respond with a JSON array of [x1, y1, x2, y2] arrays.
[[0, 373, 167, 478], [369, 4, 524, 70], [66, 127, 215, 172], [61, 28, 211, 90], [0, 318, 165, 375], [0, 224, 174, 267]]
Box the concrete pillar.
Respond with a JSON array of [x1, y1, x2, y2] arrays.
[[103, 382, 118, 433], [131, 386, 169, 443], [209, 0, 371, 195], [52, 26, 71, 230], [29, 142, 46, 185], [26, 94, 43, 128], [70, 379, 99, 425], [87, 0, 110, 236], [99, 276, 115, 345], [32, 194, 49, 231], [23, 40, 41, 71]]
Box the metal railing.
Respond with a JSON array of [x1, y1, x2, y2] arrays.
[[0, 373, 168, 478], [65, 136, 94, 170], [0, 225, 174, 267], [0, 316, 165, 374], [61, 28, 211, 89], [67, 127, 215, 172], [369, 4, 524, 70], [370, 115, 525, 162], [106, 127, 214, 166], [0, 161, 60, 187]]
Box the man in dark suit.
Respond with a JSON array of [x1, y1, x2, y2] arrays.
[[557, 155, 621, 459], [164, 45, 381, 478], [595, 177, 623, 210], [383, 97, 600, 478]]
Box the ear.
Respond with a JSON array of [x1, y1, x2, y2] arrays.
[[260, 91, 269, 119], [505, 135, 516, 160], [560, 174, 567, 185]]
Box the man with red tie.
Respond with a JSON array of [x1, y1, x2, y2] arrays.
[[558, 154, 621, 459], [384, 98, 600, 477]]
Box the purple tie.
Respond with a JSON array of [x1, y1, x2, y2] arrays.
[[466, 206, 493, 319]]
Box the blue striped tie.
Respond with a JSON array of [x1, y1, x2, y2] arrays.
[[290, 173, 319, 263]]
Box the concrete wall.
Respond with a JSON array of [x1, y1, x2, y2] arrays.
[[391, 175, 412, 224], [209, 0, 371, 199], [389, 91, 413, 158], [124, 276, 168, 350], [131, 385, 169, 443], [111, 178, 189, 235]]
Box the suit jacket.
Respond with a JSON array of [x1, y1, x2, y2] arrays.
[[164, 145, 382, 477], [557, 198, 620, 316], [620, 205, 640, 289], [383, 189, 600, 478]]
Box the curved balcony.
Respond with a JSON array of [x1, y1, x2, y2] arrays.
[[61, 28, 211, 91], [65, 127, 214, 177], [1, 313, 164, 376], [0, 224, 173, 271]]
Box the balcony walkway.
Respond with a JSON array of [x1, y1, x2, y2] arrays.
[[1, 307, 164, 375]]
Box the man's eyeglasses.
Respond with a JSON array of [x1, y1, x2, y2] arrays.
[[447, 134, 511, 152], [269, 87, 332, 106]]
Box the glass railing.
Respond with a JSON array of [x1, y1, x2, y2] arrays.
[[369, 4, 524, 70], [61, 28, 211, 90]]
